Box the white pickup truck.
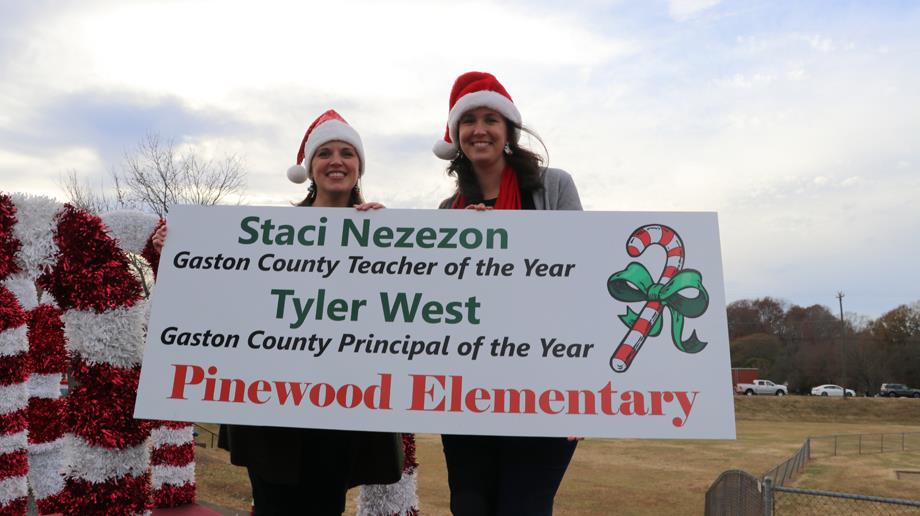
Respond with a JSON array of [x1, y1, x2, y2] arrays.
[[736, 379, 787, 396]]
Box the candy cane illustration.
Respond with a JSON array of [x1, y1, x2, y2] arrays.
[[609, 224, 685, 372]]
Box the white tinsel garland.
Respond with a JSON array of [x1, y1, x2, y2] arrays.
[[62, 300, 149, 368], [67, 434, 150, 483], [150, 426, 195, 448], [0, 381, 28, 414], [0, 476, 28, 505], [26, 373, 62, 399], [0, 431, 27, 455], [0, 326, 28, 357], [358, 470, 419, 516], [151, 464, 195, 489], [100, 210, 160, 255], [27, 437, 66, 498], [2, 274, 37, 311], [9, 194, 59, 281]]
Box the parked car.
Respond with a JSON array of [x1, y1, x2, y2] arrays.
[[880, 383, 920, 398], [736, 379, 788, 396], [811, 384, 854, 397]]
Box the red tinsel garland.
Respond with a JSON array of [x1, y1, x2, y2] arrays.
[[402, 433, 418, 471], [35, 490, 68, 515], [0, 353, 28, 385], [26, 398, 65, 444], [61, 474, 151, 516], [0, 194, 21, 280], [0, 288, 27, 331], [159, 420, 191, 430], [66, 360, 151, 449], [0, 408, 27, 434], [0, 450, 27, 478], [37, 205, 141, 312], [150, 443, 195, 467], [152, 481, 196, 508], [26, 305, 67, 374], [0, 498, 27, 516]]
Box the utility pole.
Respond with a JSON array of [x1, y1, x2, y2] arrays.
[[837, 292, 846, 396]]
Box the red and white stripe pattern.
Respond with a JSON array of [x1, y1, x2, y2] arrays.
[[149, 422, 196, 507], [0, 194, 29, 516], [0, 286, 29, 516], [9, 194, 69, 513], [110, 213, 197, 509], [357, 433, 420, 516], [610, 224, 685, 373], [0, 194, 198, 513]]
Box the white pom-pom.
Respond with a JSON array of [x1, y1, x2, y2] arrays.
[[433, 139, 458, 160], [287, 164, 308, 184]]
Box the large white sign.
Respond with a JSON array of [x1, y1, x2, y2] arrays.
[[134, 206, 736, 439]]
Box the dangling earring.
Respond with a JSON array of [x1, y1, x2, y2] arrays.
[[352, 183, 361, 194], [308, 180, 317, 194], [503, 143, 512, 155]]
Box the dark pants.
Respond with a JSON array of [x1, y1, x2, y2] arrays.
[[441, 435, 577, 516], [247, 430, 358, 515]]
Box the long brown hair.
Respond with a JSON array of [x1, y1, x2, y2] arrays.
[[446, 121, 546, 203], [295, 181, 364, 207]]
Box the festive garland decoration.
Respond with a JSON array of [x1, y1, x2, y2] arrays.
[[6, 193, 66, 513], [0, 283, 29, 515], [1, 192, 425, 513], [0, 193, 195, 514], [149, 421, 196, 507], [358, 433, 420, 516], [0, 194, 30, 516]]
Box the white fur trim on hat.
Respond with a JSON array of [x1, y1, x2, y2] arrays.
[[434, 90, 522, 160], [300, 120, 365, 180], [287, 164, 308, 184]]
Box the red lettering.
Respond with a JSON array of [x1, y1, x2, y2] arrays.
[[449, 375, 464, 412], [539, 389, 564, 414], [168, 364, 204, 400], [465, 388, 491, 413], [337, 384, 362, 409], [218, 378, 246, 403], [247, 380, 271, 404], [408, 374, 446, 411], [492, 388, 536, 414], [274, 381, 311, 406], [566, 389, 597, 415], [364, 373, 392, 410], [310, 383, 335, 407], [203, 366, 218, 401]]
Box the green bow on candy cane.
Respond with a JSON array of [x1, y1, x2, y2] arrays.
[[607, 262, 710, 353]]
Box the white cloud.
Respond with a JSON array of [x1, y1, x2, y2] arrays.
[[668, 0, 722, 21]]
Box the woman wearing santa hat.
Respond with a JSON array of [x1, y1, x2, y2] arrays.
[[433, 71, 582, 515], [152, 110, 403, 515]]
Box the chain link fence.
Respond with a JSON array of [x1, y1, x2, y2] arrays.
[[705, 470, 763, 516], [810, 431, 920, 457], [767, 479, 920, 515], [705, 432, 920, 515], [762, 438, 810, 487]]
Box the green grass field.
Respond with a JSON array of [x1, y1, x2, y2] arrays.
[[194, 396, 920, 515]]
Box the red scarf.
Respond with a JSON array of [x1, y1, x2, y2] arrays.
[[451, 165, 521, 210]]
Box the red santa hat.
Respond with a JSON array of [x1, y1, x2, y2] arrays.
[[432, 71, 522, 160], [286, 109, 365, 184]]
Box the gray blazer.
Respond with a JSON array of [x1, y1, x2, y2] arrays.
[[439, 167, 582, 210]]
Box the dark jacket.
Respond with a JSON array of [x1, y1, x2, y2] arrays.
[[225, 424, 403, 487]]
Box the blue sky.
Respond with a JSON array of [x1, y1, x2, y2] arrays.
[[1, 0, 918, 318]]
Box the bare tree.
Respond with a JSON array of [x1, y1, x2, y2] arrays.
[[59, 169, 132, 213], [59, 133, 247, 298], [121, 133, 245, 216]]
